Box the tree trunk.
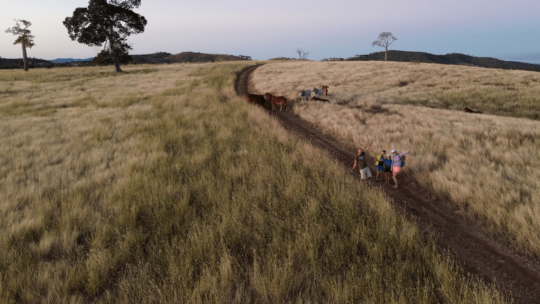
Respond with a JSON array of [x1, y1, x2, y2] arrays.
[[114, 56, 122, 73], [109, 35, 123, 73], [21, 41, 28, 72], [385, 46, 387, 62]]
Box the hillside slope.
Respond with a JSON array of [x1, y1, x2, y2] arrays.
[[349, 50, 540, 72]]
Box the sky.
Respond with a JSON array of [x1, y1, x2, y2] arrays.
[[1, 0, 540, 63]]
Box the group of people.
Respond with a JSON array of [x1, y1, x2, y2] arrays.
[[351, 142, 412, 189]]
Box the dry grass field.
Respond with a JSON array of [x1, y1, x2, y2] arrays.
[[251, 61, 540, 258], [0, 63, 507, 303], [252, 61, 540, 120]]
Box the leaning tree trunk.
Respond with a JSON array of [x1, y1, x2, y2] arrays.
[[21, 41, 28, 71]]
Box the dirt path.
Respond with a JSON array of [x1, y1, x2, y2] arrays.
[[235, 65, 540, 303]]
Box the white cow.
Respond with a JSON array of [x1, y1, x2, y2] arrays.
[[298, 89, 311, 101], [313, 87, 324, 98]]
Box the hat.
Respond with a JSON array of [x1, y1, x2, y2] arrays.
[[391, 149, 396, 153], [387, 154, 391, 157]]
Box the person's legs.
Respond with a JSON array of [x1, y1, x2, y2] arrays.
[[392, 167, 401, 188]]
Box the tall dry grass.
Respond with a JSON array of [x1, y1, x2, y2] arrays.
[[0, 63, 507, 303], [251, 61, 540, 258], [250, 61, 540, 120]]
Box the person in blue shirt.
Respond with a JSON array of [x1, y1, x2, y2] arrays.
[[382, 154, 393, 184]]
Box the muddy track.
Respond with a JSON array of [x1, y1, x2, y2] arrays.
[[235, 65, 540, 303]]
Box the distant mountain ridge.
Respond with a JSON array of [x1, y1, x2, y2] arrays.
[[130, 52, 252, 64], [347, 50, 540, 72], [50, 58, 93, 63]]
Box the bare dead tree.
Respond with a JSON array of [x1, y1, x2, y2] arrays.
[[296, 48, 310, 60], [372, 32, 397, 62], [5, 20, 35, 71]]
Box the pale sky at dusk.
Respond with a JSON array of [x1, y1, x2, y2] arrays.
[[2, 0, 540, 63]]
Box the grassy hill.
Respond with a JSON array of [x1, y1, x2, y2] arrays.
[[0, 63, 506, 303], [349, 50, 540, 72]]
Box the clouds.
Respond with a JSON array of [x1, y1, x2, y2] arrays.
[[1, 0, 539, 61]]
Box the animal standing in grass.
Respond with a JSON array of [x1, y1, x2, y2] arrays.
[[313, 87, 324, 98], [298, 89, 311, 101], [265, 93, 287, 111], [246, 94, 268, 107], [322, 85, 329, 96]]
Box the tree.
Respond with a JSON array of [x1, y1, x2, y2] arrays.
[[296, 48, 310, 60], [5, 20, 35, 72], [372, 32, 397, 62], [92, 49, 133, 66], [63, 0, 147, 73]]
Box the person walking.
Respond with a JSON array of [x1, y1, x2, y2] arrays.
[[391, 149, 412, 189], [351, 142, 373, 181], [370, 149, 386, 182]]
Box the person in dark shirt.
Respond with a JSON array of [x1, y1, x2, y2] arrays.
[[351, 141, 373, 181]]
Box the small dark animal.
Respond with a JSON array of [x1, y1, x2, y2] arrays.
[[311, 96, 330, 102], [322, 85, 329, 96], [463, 107, 482, 114], [265, 93, 287, 111], [246, 94, 268, 107]]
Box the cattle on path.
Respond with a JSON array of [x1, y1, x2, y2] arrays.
[[311, 96, 330, 102], [298, 89, 311, 101], [246, 94, 268, 107], [313, 87, 324, 98], [265, 93, 287, 111], [463, 107, 482, 114], [322, 85, 329, 96]]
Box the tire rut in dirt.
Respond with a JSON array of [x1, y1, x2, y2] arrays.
[[235, 65, 540, 304]]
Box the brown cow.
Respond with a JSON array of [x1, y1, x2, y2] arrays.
[[463, 107, 482, 114], [322, 85, 329, 96], [311, 96, 330, 102], [246, 94, 268, 107], [265, 93, 287, 111]]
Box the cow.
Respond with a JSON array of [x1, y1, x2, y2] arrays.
[[246, 94, 268, 107], [322, 85, 329, 96], [463, 107, 482, 114], [265, 93, 287, 111], [313, 87, 324, 98], [298, 89, 311, 101], [311, 96, 330, 102]]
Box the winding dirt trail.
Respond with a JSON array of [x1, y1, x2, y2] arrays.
[[235, 65, 540, 303]]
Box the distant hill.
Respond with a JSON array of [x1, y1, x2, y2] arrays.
[[0, 52, 252, 69], [131, 52, 252, 64], [348, 51, 540, 72], [0, 57, 53, 69], [50, 58, 93, 63]]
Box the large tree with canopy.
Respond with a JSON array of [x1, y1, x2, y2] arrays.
[[63, 0, 147, 72]]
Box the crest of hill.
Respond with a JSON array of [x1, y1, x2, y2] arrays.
[[131, 52, 251, 64], [348, 51, 540, 72]]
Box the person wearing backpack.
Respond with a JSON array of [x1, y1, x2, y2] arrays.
[[370, 149, 386, 182], [383, 154, 393, 184], [391, 149, 412, 189]]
